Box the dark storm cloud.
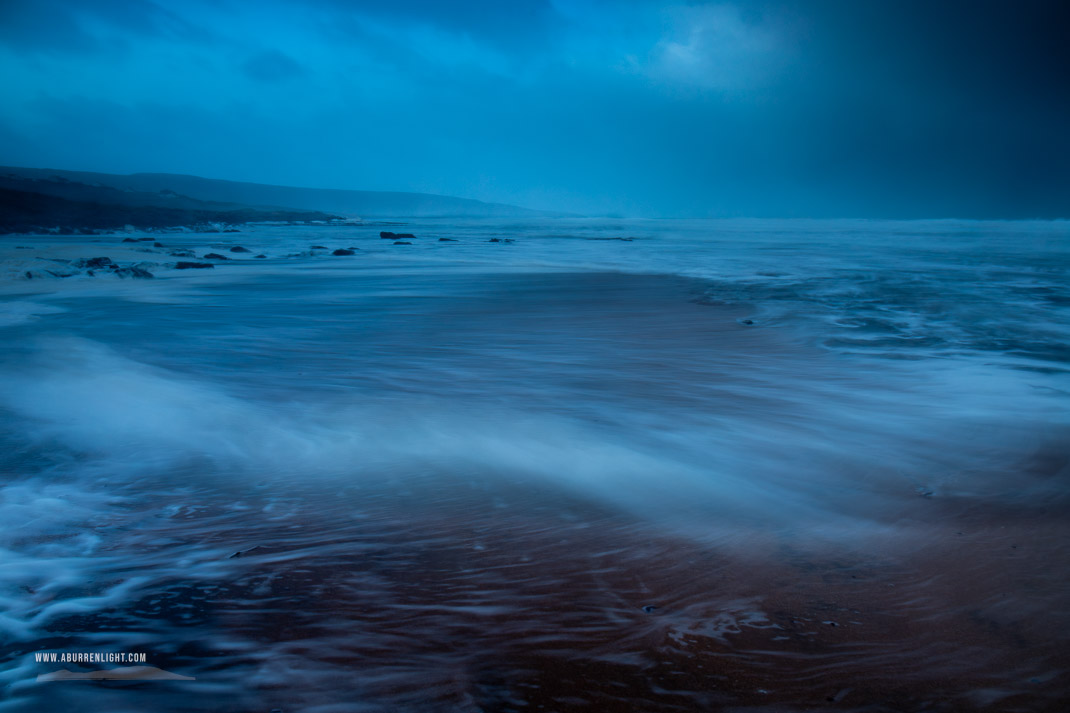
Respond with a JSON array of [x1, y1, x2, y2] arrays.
[[0, 0, 1066, 217], [0, 0, 212, 55]]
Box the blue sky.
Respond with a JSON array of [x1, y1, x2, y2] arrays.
[[1, 0, 1067, 217]]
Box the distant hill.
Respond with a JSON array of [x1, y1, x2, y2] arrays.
[[0, 187, 339, 234], [0, 166, 551, 218]]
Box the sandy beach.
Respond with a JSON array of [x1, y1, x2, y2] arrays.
[[1, 220, 1068, 712]]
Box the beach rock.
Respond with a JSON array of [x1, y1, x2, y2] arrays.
[[122, 237, 138, 243], [169, 249, 196, 258], [642, 605, 659, 613], [136, 237, 155, 242], [380, 231, 397, 239], [174, 261, 214, 269], [224, 228, 241, 233], [332, 248, 356, 255], [154, 242, 166, 248], [72, 257, 114, 269], [203, 253, 228, 260], [438, 238, 458, 242], [230, 246, 251, 253], [114, 266, 154, 279], [741, 319, 754, 325], [311, 245, 328, 250], [489, 238, 501, 243], [254, 254, 267, 259], [393, 241, 412, 245]]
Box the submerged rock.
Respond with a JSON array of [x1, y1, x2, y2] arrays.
[[332, 248, 356, 255], [114, 266, 154, 279], [311, 245, 328, 250], [438, 237, 458, 242], [154, 242, 166, 248], [393, 241, 412, 245], [254, 254, 267, 259], [230, 246, 251, 253], [380, 231, 397, 239], [169, 249, 196, 258], [174, 261, 214, 269], [203, 253, 228, 260], [72, 257, 114, 269], [122, 237, 138, 243]]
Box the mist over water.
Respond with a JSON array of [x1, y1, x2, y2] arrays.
[[1, 218, 1068, 711]]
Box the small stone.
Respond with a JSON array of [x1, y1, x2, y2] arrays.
[[230, 246, 251, 253], [332, 248, 356, 256], [254, 254, 267, 259]]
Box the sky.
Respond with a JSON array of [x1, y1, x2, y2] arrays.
[[0, 0, 1067, 218]]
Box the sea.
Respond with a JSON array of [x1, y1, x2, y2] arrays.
[[0, 217, 1068, 712]]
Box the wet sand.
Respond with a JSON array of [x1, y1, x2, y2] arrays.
[[2, 224, 1069, 712]]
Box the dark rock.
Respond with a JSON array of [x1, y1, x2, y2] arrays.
[[114, 267, 154, 279], [438, 238, 458, 242], [393, 241, 412, 245], [153, 242, 165, 248], [224, 228, 241, 233], [72, 257, 114, 269], [203, 253, 228, 260], [642, 605, 658, 613], [310, 245, 328, 250], [489, 238, 501, 243], [230, 246, 251, 253], [122, 237, 138, 243], [254, 254, 267, 259], [169, 249, 196, 258], [396, 233, 416, 239], [332, 248, 356, 256], [136, 237, 155, 242], [741, 319, 754, 325], [174, 262, 214, 269], [380, 231, 397, 239]]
